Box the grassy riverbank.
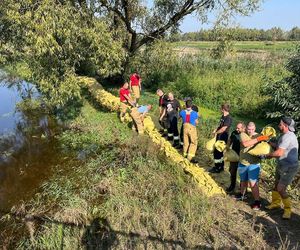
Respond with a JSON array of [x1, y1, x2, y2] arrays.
[[1, 100, 269, 249]]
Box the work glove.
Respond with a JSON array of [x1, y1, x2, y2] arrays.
[[257, 135, 269, 142]]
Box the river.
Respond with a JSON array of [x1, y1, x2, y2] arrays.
[[0, 71, 62, 212]]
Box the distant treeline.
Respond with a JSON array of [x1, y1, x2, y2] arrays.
[[170, 27, 300, 41]]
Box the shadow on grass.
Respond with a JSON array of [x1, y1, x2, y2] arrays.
[[81, 218, 212, 249]]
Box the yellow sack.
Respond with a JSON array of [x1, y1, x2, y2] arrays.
[[224, 149, 239, 162], [261, 126, 276, 138], [215, 140, 227, 152], [206, 136, 216, 152], [248, 142, 272, 156]]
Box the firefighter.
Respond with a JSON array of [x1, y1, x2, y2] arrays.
[[130, 105, 152, 134], [156, 89, 169, 137], [179, 100, 199, 163], [129, 72, 142, 105]]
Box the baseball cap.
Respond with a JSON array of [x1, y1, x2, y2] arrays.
[[184, 97, 192, 102], [282, 117, 295, 132]]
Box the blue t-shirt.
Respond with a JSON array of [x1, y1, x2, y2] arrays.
[[180, 109, 198, 126], [138, 105, 148, 114]]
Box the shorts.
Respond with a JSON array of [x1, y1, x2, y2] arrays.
[[238, 162, 260, 183], [276, 165, 299, 186]]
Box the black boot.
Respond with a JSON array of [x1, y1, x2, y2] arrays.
[[172, 140, 179, 147]]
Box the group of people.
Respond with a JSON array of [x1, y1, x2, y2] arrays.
[[209, 106, 299, 218], [119, 73, 299, 219]]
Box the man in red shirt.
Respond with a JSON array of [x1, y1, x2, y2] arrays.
[[119, 82, 135, 122], [129, 72, 141, 104]]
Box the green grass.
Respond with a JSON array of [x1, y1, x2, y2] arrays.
[[1, 100, 269, 249], [174, 41, 298, 52]]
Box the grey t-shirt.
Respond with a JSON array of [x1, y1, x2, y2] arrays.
[[277, 131, 299, 167]]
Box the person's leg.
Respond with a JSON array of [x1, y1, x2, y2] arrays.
[[276, 166, 299, 219], [236, 163, 248, 200], [119, 102, 128, 122], [226, 162, 238, 192], [188, 125, 198, 161], [248, 164, 261, 210], [183, 124, 189, 158], [266, 168, 281, 210], [167, 117, 173, 141], [130, 108, 144, 134], [179, 123, 184, 147], [172, 117, 180, 147]]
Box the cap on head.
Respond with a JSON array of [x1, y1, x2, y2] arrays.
[[282, 116, 295, 132]]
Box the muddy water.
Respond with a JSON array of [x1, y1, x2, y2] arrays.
[[0, 73, 63, 211]]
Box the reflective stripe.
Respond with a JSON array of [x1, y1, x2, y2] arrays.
[[180, 142, 184, 145], [173, 136, 179, 140], [168, 133, 173, 137], [214, 158, 224, 163], [164, 129, 168, 132], [188, 154, 195, 158], [183, 153, 188, 157]]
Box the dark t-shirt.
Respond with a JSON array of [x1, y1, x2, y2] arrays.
[[192, 105, 199, 112], [230, 130, 241, 154], [166, 99, 180, 119], [217, 114, 232, 133], [159, 94, 168, 108]]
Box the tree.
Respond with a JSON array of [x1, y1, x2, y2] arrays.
[[0, 0, 124, 109], [265, 46, 300, 137]]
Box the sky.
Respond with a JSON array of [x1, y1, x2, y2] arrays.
[[180, 0, 300, 32]]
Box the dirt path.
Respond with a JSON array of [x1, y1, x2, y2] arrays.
[[195, 150, 300, 249]]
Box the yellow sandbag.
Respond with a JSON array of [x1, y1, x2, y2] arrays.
[[215, 140, 227, 152], [261, 126, 276, 138], [224, 149, 239, 162], [248, 142, 272, 156], [206, 136, 216, 152]]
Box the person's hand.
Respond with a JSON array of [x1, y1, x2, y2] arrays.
[[257, 135, 269, 142], [258, 154, 267, 160]]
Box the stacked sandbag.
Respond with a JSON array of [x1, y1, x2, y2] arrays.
[[81, 76, 225, 197], [206, 136, 216, 152], [223, 149, 239, 162]]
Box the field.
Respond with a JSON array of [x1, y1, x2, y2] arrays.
[[173, 41, 297, 53]]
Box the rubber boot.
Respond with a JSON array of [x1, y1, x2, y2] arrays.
[[265, 191, 282, 210], [282, 197, 292, 220]]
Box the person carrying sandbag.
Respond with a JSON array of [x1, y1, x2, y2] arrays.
[[156, 89, 169, 137], [235, 122, 269, 211], [208, 103, 232, 173], [260, 117, 299, 219], [179, 100, 199, 163], [225, 122, 246, 193]]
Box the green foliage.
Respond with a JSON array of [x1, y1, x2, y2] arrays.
[[264, 45, 300, 136], [0, 0, 124, 109]]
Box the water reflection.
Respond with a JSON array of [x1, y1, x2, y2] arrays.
[[0, 72, 62, 211]]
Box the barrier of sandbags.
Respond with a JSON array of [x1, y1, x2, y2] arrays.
[[248, 142, 272, 156], [224, 149, 239, 162], [80, 76, 225, 197]]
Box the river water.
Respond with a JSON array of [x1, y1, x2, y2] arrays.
[[0, 72, 62, 211]]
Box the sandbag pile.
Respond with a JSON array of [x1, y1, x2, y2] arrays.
[[81, 76, 225, 197]]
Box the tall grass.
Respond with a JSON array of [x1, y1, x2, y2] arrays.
[[2, 101, 268, 249], [134, 43, 288, 119]]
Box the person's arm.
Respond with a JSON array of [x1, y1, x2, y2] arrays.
[[265, 148, 285, 158], [215, 126, 228, 135], [123, 94, 135, 106], [227, 138, 232, 148], [139, 77, 142, 90], [195, 119, 199, 125]]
